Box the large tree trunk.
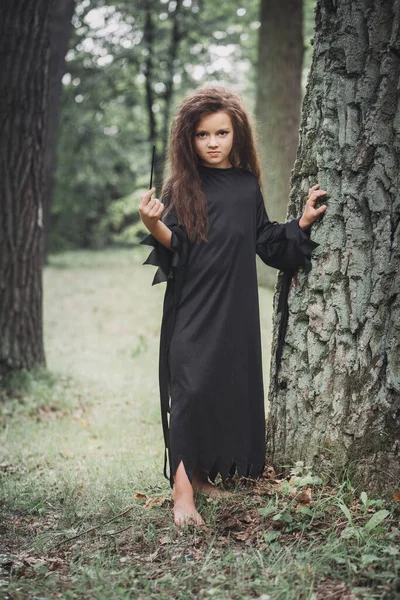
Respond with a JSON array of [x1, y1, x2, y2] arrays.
[[267, 0, 400, 495], [43, 0, 75, 264], [256, 0, 303, 288], [0, 0, 53, 374]]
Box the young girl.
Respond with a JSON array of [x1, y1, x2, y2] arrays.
[[139, 86, 327, 527]]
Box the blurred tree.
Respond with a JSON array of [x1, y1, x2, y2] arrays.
[[256, 0, 317, 288], [0, 0, 53, 374], [267, 0, 400, 494], [43, 0, 76, 263], [256, 0, 303, 224]]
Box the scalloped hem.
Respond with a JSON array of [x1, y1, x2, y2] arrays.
[[169, 453, 265, 489]]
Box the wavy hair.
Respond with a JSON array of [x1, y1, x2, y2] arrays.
[[160, 86, 262, 243]]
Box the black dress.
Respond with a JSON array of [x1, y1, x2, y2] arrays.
[[140, 164, 318, 488]]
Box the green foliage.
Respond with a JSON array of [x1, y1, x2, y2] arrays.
[[94, 186, 148, 247]]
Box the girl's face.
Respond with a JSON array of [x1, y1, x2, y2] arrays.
[[194, 111, 234, 169]]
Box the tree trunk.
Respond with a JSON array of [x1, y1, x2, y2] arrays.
[[43, 0, 75, 264], [160, 0, 183, 177], [267, 0, 400, 495], [256, 0, 303, 288], [143, 4, 162, 188], [0, 0, 53, 374]]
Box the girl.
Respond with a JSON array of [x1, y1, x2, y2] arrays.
[[139, 86, 327, 527]]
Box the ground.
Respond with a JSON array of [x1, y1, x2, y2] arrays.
[[0, 247, 399, 600]]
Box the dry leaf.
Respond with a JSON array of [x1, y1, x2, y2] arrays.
[[295, 488, 312, 504], [144, 496, 169, 509], [133, 492, 147, 501], [159, 536, 170, 545], [272, 481, 284, 493], [146, 549, 159, 562], [264, 466, 276, 480], [233, 531, 249, 541], [393, 490, 400, 502], [243, 514, 253, 524]]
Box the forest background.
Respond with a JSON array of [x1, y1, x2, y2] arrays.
[[1, 1, 400, 599], [51, 0, 315, 256]]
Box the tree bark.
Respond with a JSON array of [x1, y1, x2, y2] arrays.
[[0, 0, 53, 374], [267, 0, 400, 495], [256, 0, 303, 288]]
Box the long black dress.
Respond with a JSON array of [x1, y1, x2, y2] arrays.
[[140, 164, 318, 488]]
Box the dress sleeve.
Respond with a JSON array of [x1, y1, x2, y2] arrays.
[[255, 185, 319, 274], [139, 202, 190, 286]]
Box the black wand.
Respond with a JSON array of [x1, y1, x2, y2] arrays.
[[149, 144, 156, 189]]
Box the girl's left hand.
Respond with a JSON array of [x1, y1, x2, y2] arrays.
[[298, 184, 327, 230]]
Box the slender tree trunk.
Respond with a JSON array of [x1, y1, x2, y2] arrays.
[[43, 0, 75, 264], [256, 0, 303, 288], [0, 0, 53, 374], [160, 0, 183, 176], [143, 3, 162, 188], [144, 0, 184, 189], [267, 0, 400, 495]]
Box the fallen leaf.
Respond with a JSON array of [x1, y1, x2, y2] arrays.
[[144, 496, 169, 509], [264, 466, 276, 480], [295, 488, 312, 504], [233, 531, 249, 541], [314, 578, 355, 600], [243, 514, 253, 524], [146, 549, 159, 562], [159, 536, 170, 545], [393, 490, 400, 502], [133, 492, 147, 501]]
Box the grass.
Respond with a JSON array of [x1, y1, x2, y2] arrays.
[[1, 247, 399, 600]]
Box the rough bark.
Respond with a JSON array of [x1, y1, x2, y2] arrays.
[[256, 0, 303, 287], [43, 0, 75, 264], [0, 0, 53, 374], [267, 0, 400, 494]]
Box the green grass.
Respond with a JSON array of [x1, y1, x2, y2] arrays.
[[1, 248, 399, 600]]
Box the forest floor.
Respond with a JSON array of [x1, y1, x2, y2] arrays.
[[1, 247, 399, 600]]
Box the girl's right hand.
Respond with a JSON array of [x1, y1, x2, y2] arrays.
[[139, 187, 165, 232]]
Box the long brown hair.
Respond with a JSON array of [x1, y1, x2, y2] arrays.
[[161, 86, 262, 243]]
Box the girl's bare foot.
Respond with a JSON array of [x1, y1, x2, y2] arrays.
[[173, 460, 205, 527], [173, 491, 205, 526]]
